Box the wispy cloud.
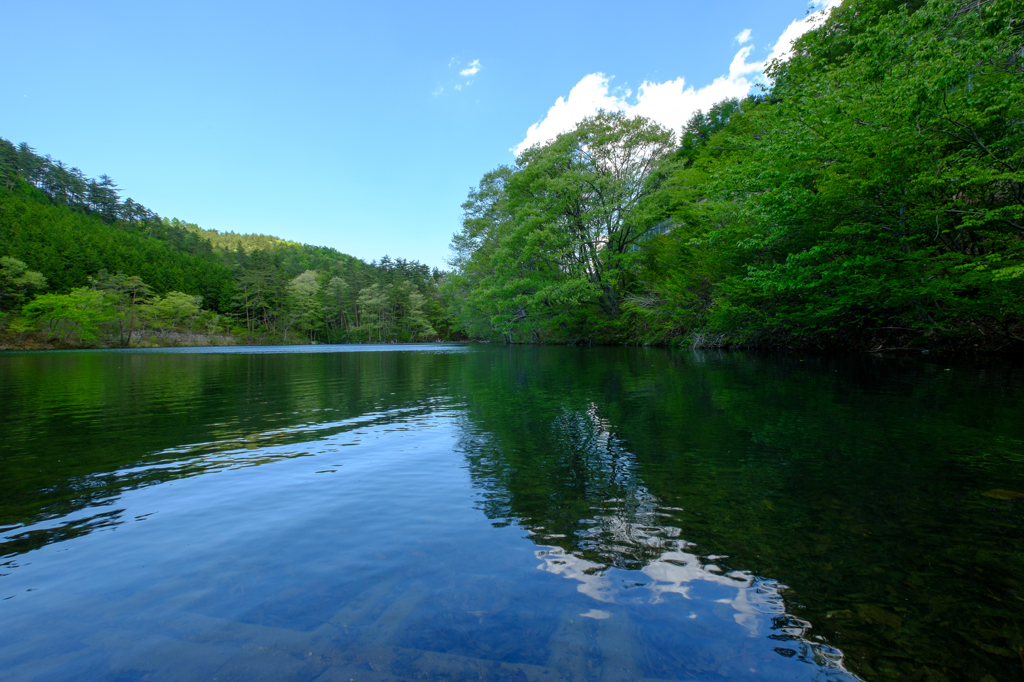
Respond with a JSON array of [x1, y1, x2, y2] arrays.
[[514, 1, 841, 154], [435, 58, 482, 96]]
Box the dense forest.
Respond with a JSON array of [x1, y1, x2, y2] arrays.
[[445, 0, 1024, 352], [2, 0, 1021, 352], [0, 141, 455, 347]]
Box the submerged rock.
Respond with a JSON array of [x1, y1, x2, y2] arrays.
[[855, 604, 903, 629], [981, 489, 1024, 501]]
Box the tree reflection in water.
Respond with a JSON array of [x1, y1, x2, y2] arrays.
[[460, 400, 858, 679]]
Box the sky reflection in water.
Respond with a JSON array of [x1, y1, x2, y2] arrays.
[[1, 345, 1022, 681]]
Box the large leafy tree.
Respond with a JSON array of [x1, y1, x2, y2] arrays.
[[20, 288, 116, 344], [355, 283, 390, 342], [448, 111, 675, 342], [282, 270, 322, 342], [508, 111, 674, 318], [142, 291, 203, 339]]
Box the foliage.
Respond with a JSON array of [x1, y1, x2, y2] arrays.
[[445, 112, 676, 342], [5, 0, 1020, 351], [699, 0, 1024, 349], [674, 97, 744, 167], [283, 270, 321, 341], [142, 291, 204, 337], [88, 270, 153, 346], [0, 256, 46, 314], [20, 288, 117, 343], [446, 0, 1024, 351], [0, 141, 458, 347]]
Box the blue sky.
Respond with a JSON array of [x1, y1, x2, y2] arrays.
[[1, 0, 834, 268]]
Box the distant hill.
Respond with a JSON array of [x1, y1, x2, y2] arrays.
[[0, 137, 455, 344]]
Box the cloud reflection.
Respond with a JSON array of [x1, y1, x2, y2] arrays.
[[461, 402, 860, 678]]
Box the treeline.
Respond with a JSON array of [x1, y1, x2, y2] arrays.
[[5, 0, 1019, 352], [444, 0, 1024, 351], [0, 141, 456, 346]]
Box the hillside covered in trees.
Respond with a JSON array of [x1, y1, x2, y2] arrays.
[[444, 0, 1024, 352], [0, 141, 456, 347]]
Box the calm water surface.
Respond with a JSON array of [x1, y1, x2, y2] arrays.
[[1, 345, 1022, 681]]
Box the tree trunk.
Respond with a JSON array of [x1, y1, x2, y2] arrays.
[[125, 288, 137, 347]]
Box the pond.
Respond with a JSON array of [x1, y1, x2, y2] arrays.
[[1, 345, 1022, 681]]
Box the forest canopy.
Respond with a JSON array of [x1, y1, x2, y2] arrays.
[[444, 0, 1024, 351], [0, 140, 455, 346]]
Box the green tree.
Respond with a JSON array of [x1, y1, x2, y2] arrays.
[[404, 289, 437, 340], [447, 111, 675, 342], [88, 270, 153, 346], [0, 139, 18, 191], [282, 270, 322, 342], [355, 284, 390, 342], [510, 111, 674, 318], [21, 288, 116, 343], [322, 276, 351, 341], [675, 97, 743, 167], [143, 292, 203, 340], [0, 256, 47, 313]]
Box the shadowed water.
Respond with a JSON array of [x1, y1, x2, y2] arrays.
[[1, 345, 1022, 681]]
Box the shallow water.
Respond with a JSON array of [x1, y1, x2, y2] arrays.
[[1, 345, 1022, 681]]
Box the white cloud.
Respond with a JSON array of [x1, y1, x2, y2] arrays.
[[460, 59, 481, 77], [764, 1, 840, 64], [515, 74, 626, 154], [514, 1, 841, 155]]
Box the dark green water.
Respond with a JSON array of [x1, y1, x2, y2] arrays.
[[1, 345, 1022, 681]]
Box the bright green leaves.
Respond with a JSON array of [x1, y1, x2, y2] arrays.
[[446, 0, 1024, 350], [0, 256, 46, 313], [447, 111, 675, 342], [691, 0, 1024, 346], [283, 270, 322, 341], [21, 288, 117, 343], [0, 139, 457, 346], [352, 281, 438, 343], [142, 291, 204, 336], [8, 269, 221, 346]]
